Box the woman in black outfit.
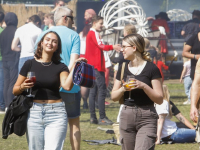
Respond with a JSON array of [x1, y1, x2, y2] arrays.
[[111, 34, 163, 150], [13, 31, 86, 150]]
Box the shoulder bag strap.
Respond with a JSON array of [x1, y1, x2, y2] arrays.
[[120, 62, 126, 82]]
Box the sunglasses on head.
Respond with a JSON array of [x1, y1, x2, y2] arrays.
[[62, 16, 73, 21]]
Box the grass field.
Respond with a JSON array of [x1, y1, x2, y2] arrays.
[[0, 81, 200, 150]]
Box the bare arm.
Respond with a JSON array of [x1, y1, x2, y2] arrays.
[[190, 72, 200, 122], [11, 37, 21, 51], [111, 79, 126, 102], [60, 57, 87, 91], [156, 114, 167, 145], [175, 113, 195, 129], [141, 78, 163, 104], [181, 30, 185, 36], [180, 66, 186, 83], [13, 75, 34, 95], [111, 78, 163, 104], [68, 54, 79, 71]]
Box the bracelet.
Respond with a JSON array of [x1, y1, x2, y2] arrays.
[[19, 85, 24, 92], [194, 54, 196, 60]]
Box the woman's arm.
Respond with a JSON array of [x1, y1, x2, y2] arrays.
[[13, 75, 34, 95], [190, 72, 200, 122], [156, 114, 167, 145], [60, 57, 87, 91], [111, 79, 125, 102], [180, 66, 186, 83], [134, 78, 163, 104], [175, 113, 195, 129], [11, 37, 21, 51]]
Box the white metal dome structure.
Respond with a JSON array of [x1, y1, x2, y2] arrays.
[[99, 0, 148, 37], [167, 9, 192, 21]]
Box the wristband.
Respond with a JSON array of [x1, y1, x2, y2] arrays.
[[194, 54, 196, 60]]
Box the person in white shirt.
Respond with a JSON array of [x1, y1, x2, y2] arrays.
[[11, 15, 42, 73], [155, 85, 196, 144], [180, 58, 192, 105]]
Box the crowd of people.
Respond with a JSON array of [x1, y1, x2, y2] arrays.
[[0, 0, 200, 149]]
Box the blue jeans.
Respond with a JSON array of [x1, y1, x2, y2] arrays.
[[170, 128, 196, 143], [0, 61, 4, 109], [18, 56, 34, 73], [26, 102, 68, 150], [184, 76, 192, 102], [60, 91, 81, 119]]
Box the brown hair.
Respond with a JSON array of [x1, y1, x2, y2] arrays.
[[124, 24, 136, 35], [163, 85, 173, 117], [91, 16, 103, 25], [29, 15, 42, 28], [44, 13, 54, 21], [144, 38, 150, 49], [35, 31, 62, 63], [123, 34, 151, 61]]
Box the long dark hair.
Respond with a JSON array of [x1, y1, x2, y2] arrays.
[[35, 31, 62, 63]]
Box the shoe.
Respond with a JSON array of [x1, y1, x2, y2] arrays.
[[105, 101, 110, 105], [99, 117, 113, 125], [183, 100, 191, 105], [90, 118, 98, 124]]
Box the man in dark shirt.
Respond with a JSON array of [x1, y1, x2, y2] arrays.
[[181, 10, 200, 42]]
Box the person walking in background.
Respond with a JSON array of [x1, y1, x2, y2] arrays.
[[181, 10, 200, 63], [182, 31, 200, 80], [151, 12, 170, 54], [0, 12, 20, 111], [111, 34, 163, 150], [11, 15, 42, 73], [52, 0, 65, 13], [181, 10, 200, 43], [155, 85, 195, 144], [43, 13, 55, 31], [154, 52, 169, 82], [85, 16, 121, 125], [0, 11, 5, 113], [35, 7, 81, 150], [79, 8, 96, 109], [180, 58, 192, 105]]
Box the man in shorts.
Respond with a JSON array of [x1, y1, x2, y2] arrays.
[[35, 6, 81, 150]]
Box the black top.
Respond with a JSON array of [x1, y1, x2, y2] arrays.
[[182, 18, 200, 42], [170, 101, 180, 116], [116, 61, 161, 106], [186, 33, 200, 80], [20, 59, 69, 100]]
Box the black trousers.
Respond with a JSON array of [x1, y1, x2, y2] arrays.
[[3, 60, 19, 107], [89, 69, 107, 119]]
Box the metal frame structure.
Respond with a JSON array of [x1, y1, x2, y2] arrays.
[[99, 0, 148, 37]]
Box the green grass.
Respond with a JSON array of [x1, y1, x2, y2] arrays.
[[0, 82, 199, 150]]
